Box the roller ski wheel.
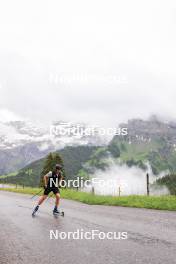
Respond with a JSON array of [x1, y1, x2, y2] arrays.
[[53, 209, 64, 217]]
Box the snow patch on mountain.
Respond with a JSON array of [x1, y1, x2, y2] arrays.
[[0, 119, 106, 151]]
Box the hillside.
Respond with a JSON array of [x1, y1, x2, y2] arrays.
[[156, 174, 176, 195], [77, 118, 176, 176], [0, 145, 97, 187]]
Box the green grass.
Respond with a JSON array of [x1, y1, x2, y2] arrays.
[[0, 171, 18, 179], [0, 187, 176, 211]]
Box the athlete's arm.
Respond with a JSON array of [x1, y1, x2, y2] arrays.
[[43, 171, 51, 188], [43, 175, 48, 188]]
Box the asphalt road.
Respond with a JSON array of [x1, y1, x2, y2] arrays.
[[0, 191, 176, 264]]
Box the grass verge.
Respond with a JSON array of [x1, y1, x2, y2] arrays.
[[0, 187, 176, 211]]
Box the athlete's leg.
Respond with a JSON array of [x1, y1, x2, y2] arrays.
[[32, 194, 48, 216], [38, 194, 48, 205], [55, 193, 60, 207], [37, 186, 51, 205], [53, 192, 60, 213]]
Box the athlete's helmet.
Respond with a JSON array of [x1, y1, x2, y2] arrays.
[[55, 164, 62, 170]]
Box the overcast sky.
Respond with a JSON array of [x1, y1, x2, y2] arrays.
[[0, 0, 176, 127]]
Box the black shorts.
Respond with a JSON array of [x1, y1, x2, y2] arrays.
[[44, 186, 60, 195]]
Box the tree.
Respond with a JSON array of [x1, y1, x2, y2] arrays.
[[108, 143, 120, 158], [40, 152, 64, 186]]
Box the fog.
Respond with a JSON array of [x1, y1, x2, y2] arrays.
[[85, 162, 169, 196]]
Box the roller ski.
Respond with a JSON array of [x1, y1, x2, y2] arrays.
[[32, 205, 39, 217], [53, 206, 64, 217]]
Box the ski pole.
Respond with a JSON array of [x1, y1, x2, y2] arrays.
[[30, 189, 43, 199]]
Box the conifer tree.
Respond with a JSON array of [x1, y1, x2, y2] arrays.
[[40, 152, 65, 186]]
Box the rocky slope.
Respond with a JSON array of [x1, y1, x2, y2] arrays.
[[0, 120, 105, 174]]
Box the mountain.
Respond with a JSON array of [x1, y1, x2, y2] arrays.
[[115, 117, 176, 174], [0, 120, 105, 174], [75, 117, 176, 179], [2, 117, 176, 192]]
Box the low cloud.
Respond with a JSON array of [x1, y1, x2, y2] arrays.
[[86, 162, 169, 196]]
